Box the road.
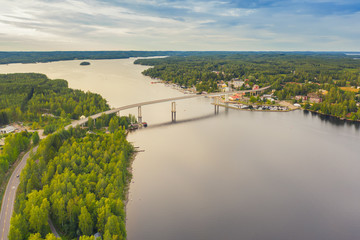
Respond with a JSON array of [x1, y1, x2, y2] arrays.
[[48, 218, 60, 238], [0, 146, 38, 240]]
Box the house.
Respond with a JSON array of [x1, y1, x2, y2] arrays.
[[231, 80, 244, 88], [295, 95, 308, 101], [252, 85, 259, 90], [263, 94, 273, 99], [0, 126, 16, 134], [80, 115, 86, 120], [307, 93, 322, 103], [41, 113, 56, 118], [229, 93, 242, 101]]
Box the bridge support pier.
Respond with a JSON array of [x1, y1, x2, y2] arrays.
[[171, 102, 176, 122], [138, 106, 142, 123], [214, 97, 220, 115]]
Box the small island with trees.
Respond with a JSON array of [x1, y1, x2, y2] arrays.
[[80, 61, 90, 66]]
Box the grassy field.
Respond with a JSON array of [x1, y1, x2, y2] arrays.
[[340, 87, 360, 93]]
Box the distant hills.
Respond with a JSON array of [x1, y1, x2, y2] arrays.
[[0, 51, 357, 65]]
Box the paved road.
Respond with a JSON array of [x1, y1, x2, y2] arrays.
[[0, 146, 38, 240], [48, 218, 60, 238], [66, 86, 271, 129]]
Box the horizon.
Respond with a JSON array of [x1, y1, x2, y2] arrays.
[[1, 50, 360, 53]]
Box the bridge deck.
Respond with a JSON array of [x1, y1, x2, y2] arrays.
[[66, 86, 270, 129]]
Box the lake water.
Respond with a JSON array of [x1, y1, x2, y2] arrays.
[[1, 59, 360, 240]]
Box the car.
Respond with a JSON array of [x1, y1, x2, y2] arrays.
[[16, 175, 19, 178]]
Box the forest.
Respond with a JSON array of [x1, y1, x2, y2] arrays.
[[135, 52, 360, 120], [0, 70, 137, 239], [0, 51, 221, 65], [9, 121, 134, 240], [0, 73, 109, 132]]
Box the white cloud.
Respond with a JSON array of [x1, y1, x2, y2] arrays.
[[0, 0, 359, 51]]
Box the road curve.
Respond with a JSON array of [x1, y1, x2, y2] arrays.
[[0, 146, 38, 240]]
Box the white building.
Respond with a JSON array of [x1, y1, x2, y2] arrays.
[[0, 126, 16, 134], [231, 80, 244, 88]]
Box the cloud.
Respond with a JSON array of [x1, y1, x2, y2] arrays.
[[0, 0, 359, 51]]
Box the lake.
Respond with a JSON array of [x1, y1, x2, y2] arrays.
[[1, 59, 360, 240]]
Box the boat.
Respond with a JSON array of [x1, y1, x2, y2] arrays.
[[129, 123, 139, 130]]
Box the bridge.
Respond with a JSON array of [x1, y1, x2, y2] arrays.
[[66, 86, 270, 129], [0, 85, 269, 240]]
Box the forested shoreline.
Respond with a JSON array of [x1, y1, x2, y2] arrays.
[[0, 51, 179, 65], [0, 73, 109, 132], [0, 72, 138, 239], [135, 53, 360, 121]]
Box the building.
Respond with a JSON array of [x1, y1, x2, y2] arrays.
[[229, 93, 242, 101], [307, 93, 322, 103], [231, 79, 244, 88], [252, 85, 259, 90], [0, 126, 16, 134], [295, 95, 308, 101]]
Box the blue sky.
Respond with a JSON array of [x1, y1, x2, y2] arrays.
[[0, 0, 359, 51]]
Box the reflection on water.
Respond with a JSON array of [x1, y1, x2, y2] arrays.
[[144, 113, 218, 129], [1, 59, 360, 240], [303, 110, 360, 129]]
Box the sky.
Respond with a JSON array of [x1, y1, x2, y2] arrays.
[[0, 0, 359, 51]]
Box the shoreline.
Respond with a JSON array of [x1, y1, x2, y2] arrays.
[[212, 103, 296, 112], [305, 109, 360, 123], [124, 150, 137, 224]]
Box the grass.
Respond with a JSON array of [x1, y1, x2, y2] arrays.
[[340, 87, 359, 93]]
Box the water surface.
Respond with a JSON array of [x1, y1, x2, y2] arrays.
[[1, 59, 360, 240]]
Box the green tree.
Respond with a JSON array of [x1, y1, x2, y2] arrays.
[[87, 117, 94, 131], [32, 132, 40, 145], [250, 96, 257, 103], [79, 206, 93, 236], [108, 116, 119, 133], [28, 233, 43, 240]]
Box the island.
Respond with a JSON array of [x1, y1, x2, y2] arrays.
[[80, 61, 90, 66]]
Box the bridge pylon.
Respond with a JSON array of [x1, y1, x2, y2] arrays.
[[214, 97, 220, 115], [138, 106, 142, 123], [171, 102, 176, 122]]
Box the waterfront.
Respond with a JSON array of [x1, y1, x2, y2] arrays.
[[1, 59, 360, 240]]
